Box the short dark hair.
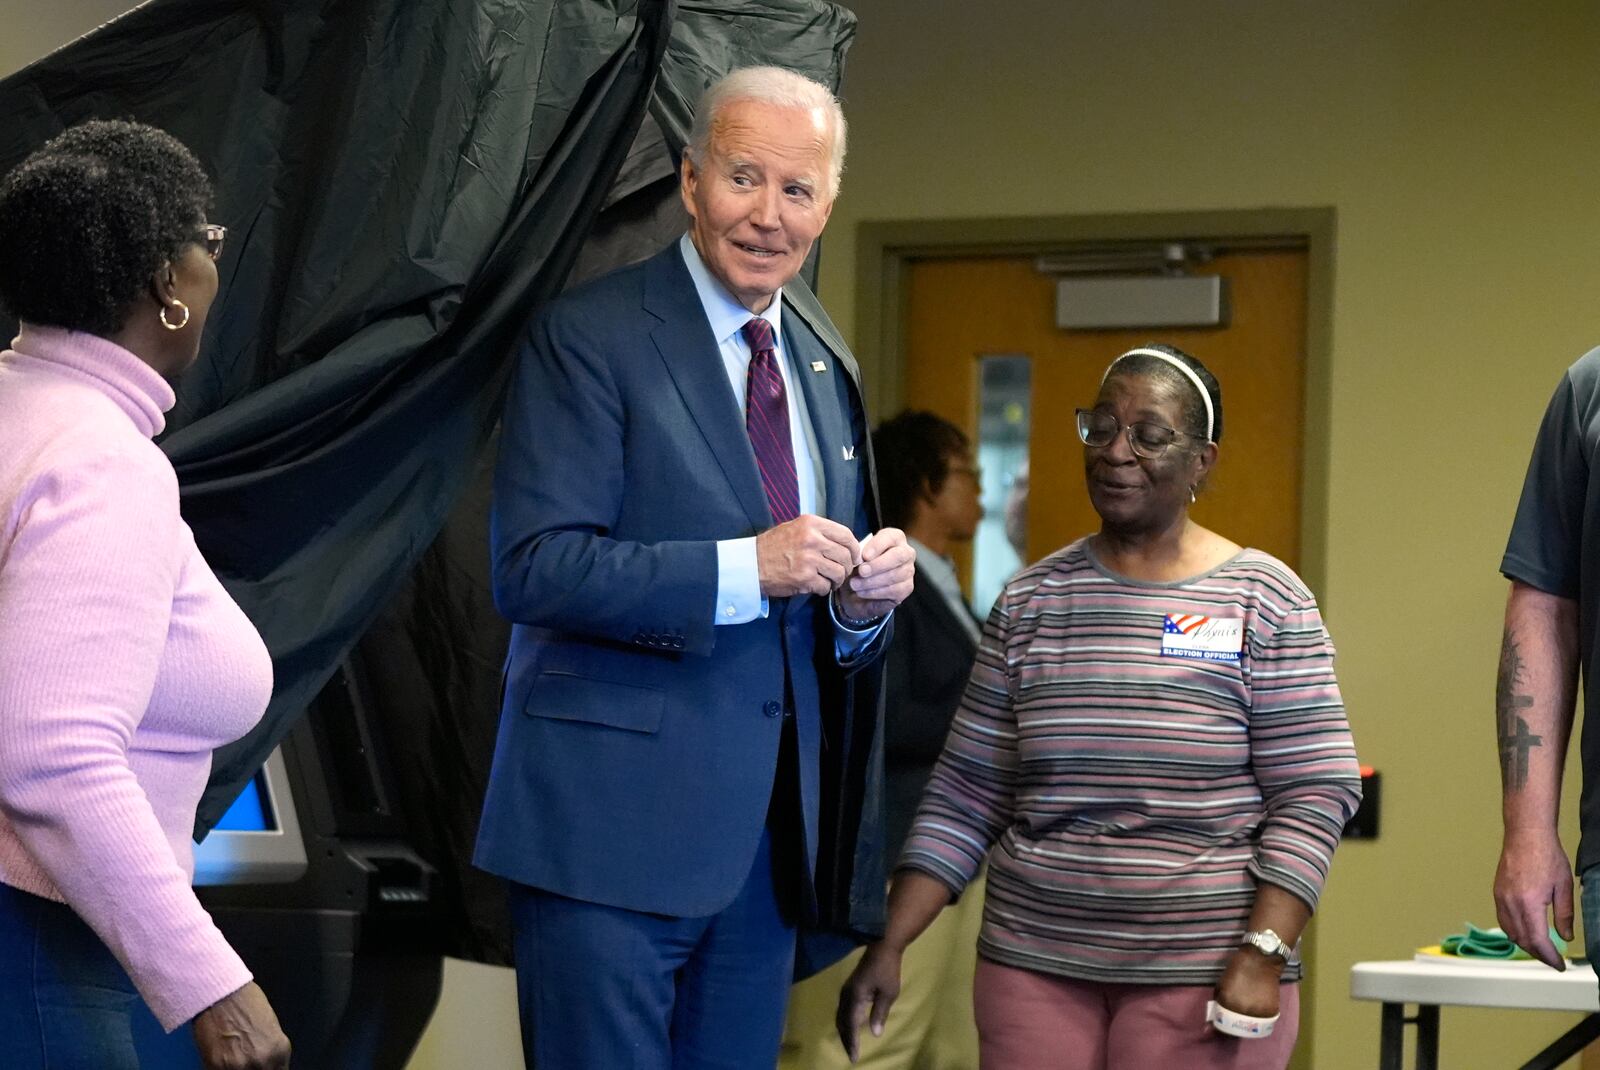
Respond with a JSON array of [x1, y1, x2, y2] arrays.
[[0, 119, 213, 336], [872, 410, 971, 530], [1102, 342, 1224, 444]]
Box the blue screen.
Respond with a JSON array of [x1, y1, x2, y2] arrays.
[[212, 775, 276, 832]]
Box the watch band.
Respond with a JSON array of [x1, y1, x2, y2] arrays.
[[832, 592, 882, 629], [1241, 928, 1294, 963]]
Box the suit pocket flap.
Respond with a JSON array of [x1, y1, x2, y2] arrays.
[[522, 671, 664, 734]]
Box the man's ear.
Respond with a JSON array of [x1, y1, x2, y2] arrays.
[[679, 153, 699, 219]]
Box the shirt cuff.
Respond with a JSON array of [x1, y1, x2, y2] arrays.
[[831, 594, 891, 657], [715, 538, 768, 625]]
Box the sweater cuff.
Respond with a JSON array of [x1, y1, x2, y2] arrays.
[[141, 928, 253, 1032]]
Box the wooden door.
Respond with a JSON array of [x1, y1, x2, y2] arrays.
[[903, 250, 1308, 579]]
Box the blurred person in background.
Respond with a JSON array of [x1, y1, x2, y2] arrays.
[[784, 410, 984, 1069], [1003, 460, 1029, 566]]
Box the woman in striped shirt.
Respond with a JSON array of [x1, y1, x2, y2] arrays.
[[838, 345, 1361, 1070]]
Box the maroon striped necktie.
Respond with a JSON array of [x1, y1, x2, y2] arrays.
[[741, 317, 799, 524]]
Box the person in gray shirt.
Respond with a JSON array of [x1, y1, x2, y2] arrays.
[[1495, 347, 1600, 980]]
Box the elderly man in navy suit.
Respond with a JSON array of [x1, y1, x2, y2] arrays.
[[474, 66, 914, 1069]]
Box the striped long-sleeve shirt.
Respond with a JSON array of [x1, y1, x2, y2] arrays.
[[898, 538, 1361, 985]]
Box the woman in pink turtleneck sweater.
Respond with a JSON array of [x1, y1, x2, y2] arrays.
[[0, 122, 290, 1068]]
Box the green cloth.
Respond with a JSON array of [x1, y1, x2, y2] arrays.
[[1440, 923, 1568, 959]]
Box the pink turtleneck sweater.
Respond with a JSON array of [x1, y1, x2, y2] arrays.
[[0, 325, 271, 1030]]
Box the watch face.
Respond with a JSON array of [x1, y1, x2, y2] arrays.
[[1247, 931, 1286, 957]]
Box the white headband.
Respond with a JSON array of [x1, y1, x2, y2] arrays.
[[1100, 347, 1214, 443]]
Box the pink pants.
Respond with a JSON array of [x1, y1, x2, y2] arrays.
[[973, 958, 1300, 1070]]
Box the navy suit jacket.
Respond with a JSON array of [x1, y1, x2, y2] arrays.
[[475, 242, 890, 938]]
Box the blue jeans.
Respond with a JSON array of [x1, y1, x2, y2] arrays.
[[0, 882, 141, 1070]]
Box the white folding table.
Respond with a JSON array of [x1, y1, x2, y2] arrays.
[[1350, 959, 1600, 1069]]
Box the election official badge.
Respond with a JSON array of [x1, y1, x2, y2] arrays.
[[1161, 613, 1244, 664]]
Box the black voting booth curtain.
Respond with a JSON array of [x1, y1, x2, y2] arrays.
[[0, 0, 856, 962]]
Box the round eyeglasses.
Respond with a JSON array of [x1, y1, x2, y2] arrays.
[[1075, 408, 1194, 459], [196, 223, 227, 261]]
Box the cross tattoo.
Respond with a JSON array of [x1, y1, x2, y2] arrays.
[[1497, 633, 1542, 789]]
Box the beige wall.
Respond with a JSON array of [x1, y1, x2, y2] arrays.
[[11, 1, 1600, 1067], [0, 1, 134, 76]]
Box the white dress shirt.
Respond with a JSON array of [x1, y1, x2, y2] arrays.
[[906, 537, 980, 644], [679, 235, 885, 644]]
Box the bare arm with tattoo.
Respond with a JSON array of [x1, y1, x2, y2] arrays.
[[1493, 580, 1580, 968]]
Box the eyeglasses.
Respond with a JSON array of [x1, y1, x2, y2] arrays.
[[1075, 408, 1194, 459], [946, 463, 983, 483], [196, 224, 227, 261]]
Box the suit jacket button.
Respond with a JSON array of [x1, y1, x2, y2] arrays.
[[671, 637, 684, 649], [763, 700, 782, 718]]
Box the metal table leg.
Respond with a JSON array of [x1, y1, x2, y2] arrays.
[[1415, 1004, 1439, 1070], [1377, 1002, 1439, 1070], [1379, 1002, 1404, 1070], [1519, 1012, 1600, 1070], [1374, 998, 1600, 1069]]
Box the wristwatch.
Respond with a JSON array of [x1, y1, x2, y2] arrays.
[[831, 591, 882, 630], [1240, 929, 1295, 964]]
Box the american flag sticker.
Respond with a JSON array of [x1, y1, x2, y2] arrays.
[[1161, 613, 1244, 662]]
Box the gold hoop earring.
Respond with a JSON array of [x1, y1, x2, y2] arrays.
[[160, 300, 190, 331]]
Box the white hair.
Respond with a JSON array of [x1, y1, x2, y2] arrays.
[[686, 66, 847, 200]]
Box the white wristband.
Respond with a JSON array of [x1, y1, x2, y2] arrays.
[[1206, 1000, 1278, 1038]]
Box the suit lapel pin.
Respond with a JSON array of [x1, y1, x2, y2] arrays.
[[842, 445, 855, 460], [811, 360, 827, 372]]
